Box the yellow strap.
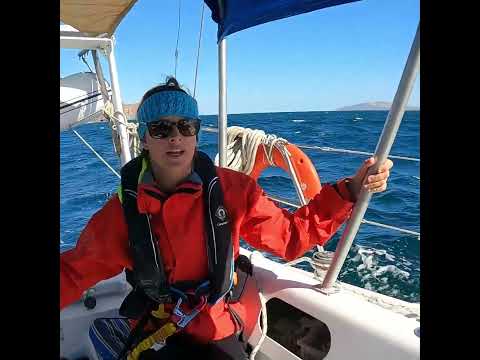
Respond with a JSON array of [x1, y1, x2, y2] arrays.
[[127, 322, 177, 360], [117, 183, 123, 203], [117, 155, 149, 204], [151, 322, 176, 342], [138, 156, 149, 184], [151, 303, 170, 319]]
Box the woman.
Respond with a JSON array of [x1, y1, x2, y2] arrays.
[[60, 77, 393, 360]]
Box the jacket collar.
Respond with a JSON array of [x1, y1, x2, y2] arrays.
[[136, 161, 203, 214]]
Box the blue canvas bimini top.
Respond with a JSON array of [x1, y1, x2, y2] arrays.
[[204, 0, 361, 41]]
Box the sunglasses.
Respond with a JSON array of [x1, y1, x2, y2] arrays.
[[147, 118, 201, 139]]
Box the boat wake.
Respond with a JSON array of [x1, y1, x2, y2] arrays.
[[340, 245, 418, 302]]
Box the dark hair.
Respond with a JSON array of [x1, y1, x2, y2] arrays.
[[138, 76, 190, 110]]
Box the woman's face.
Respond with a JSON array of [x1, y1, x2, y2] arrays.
[[143, 115, 197, 173]]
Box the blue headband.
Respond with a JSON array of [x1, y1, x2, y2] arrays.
[[138, 90, 198, 123], [137, 90, 199, 139]]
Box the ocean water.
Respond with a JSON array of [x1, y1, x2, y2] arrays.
[[60, 111, 420, 303]]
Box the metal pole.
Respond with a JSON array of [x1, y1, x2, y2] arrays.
[[320, 23, 420, 290], [92, 50, 110, 103], [106, 38, 132, 166], [218, 38, 228, 167]]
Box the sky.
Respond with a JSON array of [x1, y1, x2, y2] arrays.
[[60, 0, 420, 115]]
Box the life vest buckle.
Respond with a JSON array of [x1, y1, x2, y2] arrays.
[[171, 295, 208, 328], [156, 293, 173, 304]]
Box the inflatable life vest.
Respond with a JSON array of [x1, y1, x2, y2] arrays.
[[118, 151, 235, 319]]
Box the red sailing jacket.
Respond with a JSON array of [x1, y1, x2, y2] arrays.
[[60, 167, 354, 343]]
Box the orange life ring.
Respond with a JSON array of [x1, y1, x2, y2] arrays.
[[249, 143, 322, 201]]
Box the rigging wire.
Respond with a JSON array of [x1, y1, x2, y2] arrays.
[[69, 131, 420, 239], [174, 0, 182, 78], [201, 126, 420, 162], [79, 50, 94, 73], [193, 2, 206, 98]]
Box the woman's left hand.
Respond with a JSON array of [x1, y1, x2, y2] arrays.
[[348, 157, 394, 201]]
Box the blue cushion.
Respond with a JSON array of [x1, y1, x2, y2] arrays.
[[89, 318, 131, 360]]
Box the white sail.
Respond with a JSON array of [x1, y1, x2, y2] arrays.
[[60, 72, 110, 131]]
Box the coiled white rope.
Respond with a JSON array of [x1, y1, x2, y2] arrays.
[[214, 126, 289, 175], [103, 102, 141, 158]]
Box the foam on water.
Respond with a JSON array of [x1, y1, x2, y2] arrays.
[[373, 265, 410, 279], [340, 244, 417, 302]]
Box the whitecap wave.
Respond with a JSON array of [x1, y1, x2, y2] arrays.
[[373, 265, 410, 279], [385, 253, 396, 261], [377, 284, 390, 291], [352, 245, 409, 280], [292, 119, 305, 123]]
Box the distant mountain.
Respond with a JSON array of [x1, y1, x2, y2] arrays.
[[336, 101, 420, 111]]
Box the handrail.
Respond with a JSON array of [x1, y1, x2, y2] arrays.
[[320, 22, 420, 290]]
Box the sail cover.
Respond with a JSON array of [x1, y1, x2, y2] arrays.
[[205, 0, 361, 41]]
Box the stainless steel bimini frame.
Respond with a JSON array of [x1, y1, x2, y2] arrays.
[[320, 23, 420, 291], [215, 21, 420, 291], [60, 26, 132, 166]]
